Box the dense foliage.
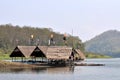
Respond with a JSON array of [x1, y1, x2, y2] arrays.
[[0, 24, 84, 54], [85, 30, 120, 57]]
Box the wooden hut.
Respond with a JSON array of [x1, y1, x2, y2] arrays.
[[38, 46, 73, 65], [32, 46, 73, 61], [29, 46, 74, 65], [46, 46, 72, 60], [31, 46, 47, 57], [75, 49, 86, 60], [30, 46, 47, 62], [10, 46, 36, 61], [72, 49, 86, 60], [10, 46, 85, 65]]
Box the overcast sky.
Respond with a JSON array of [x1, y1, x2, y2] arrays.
[[0, 0, 120, 42]]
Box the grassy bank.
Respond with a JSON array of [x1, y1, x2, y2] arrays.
[[0, 60, 37, 68], [0, 54, 11, 60], [0, 49, 12, 60], [85, 52, 111, 58]]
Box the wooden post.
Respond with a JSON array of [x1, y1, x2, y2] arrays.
[[21, 57, 23, 62], [13, 57, 14, 62], [32, 57, 33, 62], [11, 57, 13, 62], [15, 57, 16, 62], [42, 55, 43, 62], [47, 59, 48, 63], [24, 58, 26, 62], [35, 57, 36, 62]]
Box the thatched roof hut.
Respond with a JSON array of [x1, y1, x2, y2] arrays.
[[37, 46, 48, 55], [10, 46, 36, 58], [44, 46, 72, 60], [30, 46, 47, 57], [75, 49, 86, 60], [31, 46, 74, 60], [10, 46, 85, 61], [35, 46, 85, 60], [31, 46, 72, 60]]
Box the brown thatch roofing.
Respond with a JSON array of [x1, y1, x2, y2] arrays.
[[29, 46, 73, 60], [37, 46, 48, 55], [75, 49, 86, 60], [10, 46, 36, 58], [30, 46, 47, 57], [43, 46, 72, 60], [36, 46, 86, 60], [10, 46, 85, 60]]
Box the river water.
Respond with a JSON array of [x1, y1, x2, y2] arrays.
[[0, 58, 120, 80]]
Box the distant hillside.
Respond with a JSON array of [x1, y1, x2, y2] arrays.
[[0, 24, 84, 54], [85, 30, 120, 57]]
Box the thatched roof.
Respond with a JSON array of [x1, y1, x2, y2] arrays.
[[36, 46, 86, 60], [37, 46, 48, 55], [30, 46, 47, 57], [31, 46, 73, 60], [10, 46, 85, 60], [37, 46, 72, 60], [10, 46, 36, 58], [75, 49, 86, 60]]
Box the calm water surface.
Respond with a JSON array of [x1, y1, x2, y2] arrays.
[[0, 58, 120, 80]]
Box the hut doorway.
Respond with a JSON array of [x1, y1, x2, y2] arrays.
[[10, 46, 36, 62], [10, 47, 27, 62], [30, 47, 46, 63]]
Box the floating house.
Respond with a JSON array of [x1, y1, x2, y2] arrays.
[[10, 46, 36, 61], [73, 49, 86, 60], [10, 46, 85, 65]]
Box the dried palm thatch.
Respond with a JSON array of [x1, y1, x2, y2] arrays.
[[10, 46, 85, 61], [75, 49, 86, 60], [37, 46, 48, 55], [32, 46, 72, 60], [30, 46, 48, 57], [10, 46, 36, 58], [45, 46, 72, 60]]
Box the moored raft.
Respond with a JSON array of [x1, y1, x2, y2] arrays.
[[10, 46, 86, 66], [74, 63, 105, 66]]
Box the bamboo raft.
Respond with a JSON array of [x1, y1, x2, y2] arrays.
[[74, 63, 105, 66]]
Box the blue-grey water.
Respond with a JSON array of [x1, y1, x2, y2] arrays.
[[0, 58, 120, 80]]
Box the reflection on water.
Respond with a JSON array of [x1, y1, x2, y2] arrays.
[[0, 58, 120, 80], [0, 66, 75, 74], [47, 66, 74, 74]]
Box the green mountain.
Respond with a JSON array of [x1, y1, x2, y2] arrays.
[[0, 24, 84, 54], [85, 30, 120, 57]]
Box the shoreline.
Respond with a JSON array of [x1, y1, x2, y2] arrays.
[[0, 60, 105, 68], [0, 60, 47, 68]]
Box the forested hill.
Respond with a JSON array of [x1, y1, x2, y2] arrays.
[[0, 24, 83, 53], [85, 30, 120, 57]]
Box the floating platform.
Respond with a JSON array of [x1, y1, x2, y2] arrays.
[[32, 62, 105, 67], [74, 63, 105, 66]]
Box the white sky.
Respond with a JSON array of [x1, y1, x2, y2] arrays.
[[0, 0, 120, 42]]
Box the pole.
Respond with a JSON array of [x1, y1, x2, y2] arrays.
[[12, 57, 13, 62], [72, 29, 74, 48]]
